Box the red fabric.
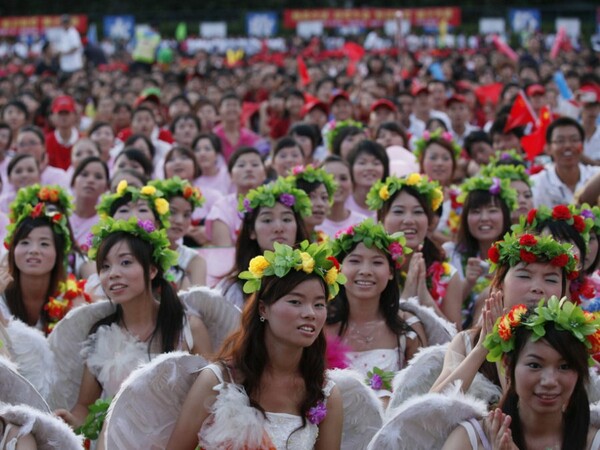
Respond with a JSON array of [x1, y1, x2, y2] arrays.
[[268, 114, 291, 139], [491, 35, 518, 62], [296, 56, 311, 86], [504, 91, 536, 133], [116, 128, 173, 144], [343, 42, 366, 61], [45, 132, 76, 170], [550, 27, 571, 60], [474, 82, 503, 107], [521, 106, 552, 161]]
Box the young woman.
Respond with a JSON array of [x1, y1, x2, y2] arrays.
[[287, 164, 336, 243], [289, 123, 321, 165], [191, 132, 232, 196], [269, 136, 305, 179], [375, 121, 409, 149], [54, 217, 212, 430], [66, 138, 101, 182], [149, 177, 207, 289], [170, 113, 200, 149], [346, 140, 389, 219], [327, 219, 428, 395], [112, 148, 154, 179], [328, 121, 367, 161], [70, 156, 109, 249], [431, 232, 578, 397], [368, 173, 463, 328], [443, 176, 517, 327], [320, 155, 367, 238], [1, 155, 41, 213], [1, 100, 28, 149], [109, 169, 148, 192], [443, 298, 600, 450], [168, 241, 344, 449], [163, 146, 200, 182], [88, 121, 117, 164], [206, 147, 267, 247], [216, 178, 311, 310]]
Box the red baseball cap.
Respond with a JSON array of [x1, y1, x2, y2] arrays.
[[329, 90, 350, 106], [526, 84, 546, 97], [301, 100, 329, 118], [370, 99, 397, 113], [445, 94, 467, 108], [411, 85, 429, 96], [134, 87, 161, 107], [576, 84, 600, 105], [51, 95, 76, 114]]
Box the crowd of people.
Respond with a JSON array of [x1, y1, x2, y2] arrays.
[[0, 14, 599, 449]]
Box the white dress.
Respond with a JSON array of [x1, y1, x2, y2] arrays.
[[198, 363, 335, 450], [0, 423, 17, 450]]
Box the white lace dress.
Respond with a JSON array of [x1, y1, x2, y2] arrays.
[[198, 363, 335, 450]]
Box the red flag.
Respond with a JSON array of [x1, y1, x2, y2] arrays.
[[550, 27, 569, 60], [474, 82, 503, 106], [347, 60, 357, 76], [504, 91, 537, 133], [521, 106, 552, 161], [343, 42, 365, 61], [296, 56, 311, 87], [491, 35, 518, 62]]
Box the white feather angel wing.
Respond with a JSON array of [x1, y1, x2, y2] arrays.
[[104, 351, 207, 449], [0, 402, 83, 449], [47, 301, 116, 410], [0, 356, 50, 412], [179, 286, 241, 350], [589, 369, 600, 403], [327, 369, 384, 450], [400, 297, 457, 345], [367, 384, 487, 450], [4, 319, 55, 401]]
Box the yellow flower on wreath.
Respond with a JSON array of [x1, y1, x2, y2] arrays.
[[116, 180, 128, 195], [249, 255, 270, 277], [154, 198, 169, 215], [300, 252, 315, 273], [325, 267, 338, 285], [141, 185, 157, 196], [379, 185, 390, 200], [406, 173, 422, 186]]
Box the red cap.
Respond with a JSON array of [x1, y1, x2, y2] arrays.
[[446, 94, 467, 107], [301, 100, 329, 118], [526, 84, 546, 97], [577, 84, 600, 104], [454, 80, 473, 93], [411, 84, 429, 96], [370, 99, 397, 113], [51, 95, 76, 113], [329, 90, 350, 106]]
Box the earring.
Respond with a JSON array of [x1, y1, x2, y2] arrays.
[[259, 316, 265, 322]]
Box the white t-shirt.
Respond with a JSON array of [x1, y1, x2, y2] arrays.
[[584, 126, 600, 161], [530, 163, 600, 207], [57, 27, 84, 72]]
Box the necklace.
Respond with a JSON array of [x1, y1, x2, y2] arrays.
[[347, 320, 382, 346], [121, 319, 156, 342]]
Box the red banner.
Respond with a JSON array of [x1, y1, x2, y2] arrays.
[[284, 7, 461, 28], [0, 15, 88, 36]]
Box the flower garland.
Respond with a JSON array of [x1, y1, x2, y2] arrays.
[[148, 176, 205, 208], [413, 128, 462, 161], [238, 177, 312, 218], [324, 119, 364, 152], [44, 274, 92, 333], [487, 232, 579, 279], [287, 164, 338, 202], [366, 173, 444, 212], [9, 184, 73, 223], [514, 204, 593, 245], [331, 218, 412, 269], [483, 297, 600, 365], [579, 203, 600, 236], [457, 176, 518, 212], [426, 260, 453, 304], [239, 240, 346, 300], [480, 164, 532, 186], [4, 202, 72, 255], [97, 180, 171, 229], [487, 149, 526, 167], [88, 217, 178, 274]]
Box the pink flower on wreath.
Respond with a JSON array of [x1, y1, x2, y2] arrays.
[[388, 242, 404, 267], [442, 131, 453, 142], [335, 225, 355, 239], [422, 130, 431, 141], [292, 165, 305, 176], [427, 261, 450, 303]]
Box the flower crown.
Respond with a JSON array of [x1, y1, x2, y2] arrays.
[[457, 176, 518, 212], [487, 149, 525, 167], [44, 274, 91, 334], [483, 297, 600, 365], [325, 119, 364, 152], [287, 165, 338, 202], [239, 240, 346, 300], [579, 203, 600, 235], [9, 184, 73, 222], [514, 204, 593, 245], [413, 128, 462, 161], [366, 173, 444, 212], [487, 232, 579, 279], [148, 176, 205, 209], [4, 202, 72, 255], [331, 218, 412, 269], [87, 216, 178, 274], [480, 164, 531, 186], [239, 178, 312, 218], [96, 180, 171, 229]]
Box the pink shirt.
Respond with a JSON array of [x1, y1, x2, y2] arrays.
[[317, 210, 368, 239], [191, 187, 223, 224], [70, 213, 100, 249], [345, 195, 376, 220], [205, 193, 241, 243], [194, 161, 233, 196], [212, 124, 261, 162]]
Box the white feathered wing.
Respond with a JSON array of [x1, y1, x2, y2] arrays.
[[0, 356, 50, 412], [400, 297, 456, 345]]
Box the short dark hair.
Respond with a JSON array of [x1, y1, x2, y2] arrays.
[[545, 116, 585, 143]]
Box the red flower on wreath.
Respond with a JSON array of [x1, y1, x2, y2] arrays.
[[183, 185, 194, 199], [52, 213, 62, 223], [573, 215, 585, 233], [520, 249, 537, 263], [327, 256, 340, 271], [31, 203, 44, 218], [552, 205, 571, 221], [567, 270, 580, 281], [550, 254, 569, 268], [488, 245, 500, 263], [519, 234, 537, 247], [526, 209, 537, 225]]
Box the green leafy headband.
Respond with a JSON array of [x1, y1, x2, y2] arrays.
[[9, 184, 73, 222], [87, 216, 178, 274], [413, 128, 462, 161], [480, 165, 532, 187], [487, 232, 579, 279], [487, 149, 525, 167], [331, 218, 412, 269], [239, 177, 312, 218], [514, 204, 592, 245], [579, 203, 600, 235], [5, 202, 72, 255], [325, 119, 364, 152], [96, 180, 171, 229], [148, 176, 205, 209], [287, 164, 338, 202], [366, 173, 444, 212], [483, 297, 600, 365], [457, 176, 518, 212], [239, 240, 346, 300]]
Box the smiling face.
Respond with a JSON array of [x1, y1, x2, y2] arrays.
[[251, 203, 298, 251], [14, 226, 57, 276], [167, 196, 192, 243], [422, 143, 453, 186], [466, 199, 506, 245], [305, 184, 330, 229], [272, 145, 304, 177], [511, 180, 534, 224], [341, 242, 394, 302], [351, 151, 384, 189], [383, 190, 429, 250], [323, 160, 352, 204], [9, 156, 40, 188], [547, 125, 583, 169], [502, 262, 563, 309]]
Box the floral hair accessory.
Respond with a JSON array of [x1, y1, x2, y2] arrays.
[[238, 178, 312, 218], [96, 180, 171, 229], [365, 367, 395, 392], [88, 216, 178, 274], [480, 164, 532, 186], [306, 401, 327, 425], [413, 128, 462, 161], [457, 176, 518, 212], [514, 204, 593, 245], [148, 176, 205, 209], [331, 218, 412, 269], [487, 232, 579, 278], [44, 274, 92, 334], [487, 149, 526, 166], [483, 297, 600, 365], [239, 240, 346, 300], [366, 174, 444, 212], [9, 184, 73, 222], [287, 164, 338, 203], [5, 202, 72, 254], [325, 119, 364, 152], [579, 203, 600, 235]]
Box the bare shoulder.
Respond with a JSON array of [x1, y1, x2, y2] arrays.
[[441, 422, 471, 450], [587, 426, 600, 450]]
